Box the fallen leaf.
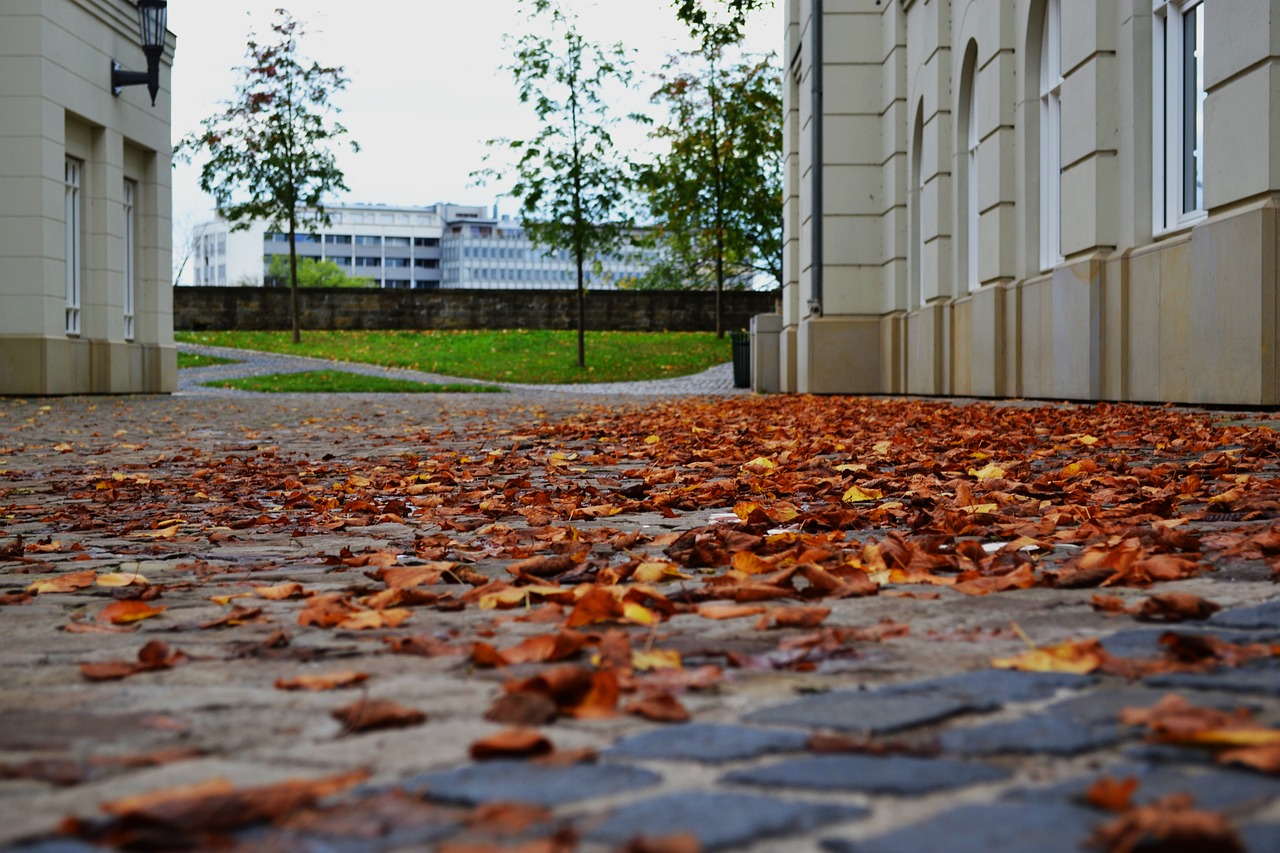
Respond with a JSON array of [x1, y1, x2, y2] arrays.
[[254, 582, 306, 600], [331, 698, 426, 734], [97, 600, 167, 625], [275, 671, 369, 691], [27, 569, 98, 594], [624, 692, 691, 723], [469, 728, 554, 760]]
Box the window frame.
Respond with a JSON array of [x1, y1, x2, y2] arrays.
[[1153, 0, 1207, 233], [964, 51, 981, 293], [65, 158, 82, 336], [1039, 0, 1063, 271], [123, 180, 136, 340]]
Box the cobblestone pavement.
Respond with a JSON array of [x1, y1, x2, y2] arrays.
[[177, 343, 748, 398], [1, 381, 1280, 852]]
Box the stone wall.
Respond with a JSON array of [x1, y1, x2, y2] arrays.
[[174, 287, 779, 333]]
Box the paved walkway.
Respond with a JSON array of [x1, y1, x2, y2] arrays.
[[1, 386, 1279, 851], [177, 343, 748, 398]]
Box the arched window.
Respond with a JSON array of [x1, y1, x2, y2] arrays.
[[1039, 0, 1062, 270], [963, 46, 980, 292], [910, 104, 924, 309]]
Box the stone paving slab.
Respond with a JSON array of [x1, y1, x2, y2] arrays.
[[820, 801, 1103, 853], [723, 753, 1011, 795]]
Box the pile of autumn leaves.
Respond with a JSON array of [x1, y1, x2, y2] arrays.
[[14, 395, 1280, 850]]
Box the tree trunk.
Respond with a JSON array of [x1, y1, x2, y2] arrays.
[[576, 253, 586, 369], [288, 215, 301, 344]]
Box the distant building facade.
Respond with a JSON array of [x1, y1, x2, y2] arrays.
[[190, 203, 657, 291], [0, 0, 176, 395], [773, 0, 1280, 406]]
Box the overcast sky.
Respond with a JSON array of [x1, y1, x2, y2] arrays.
[[167, 0, 779, 275]]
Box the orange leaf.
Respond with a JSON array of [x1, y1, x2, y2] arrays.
[[468, 728, 554, 761], [97, 600, 167, 625], [624, 692, 691, 723], [696, 602, 768, 620], [27, 569, 98, 594], [275, 671, 369, 691], [1086, 775, 1139, 812], [254, 582, 306, 600]]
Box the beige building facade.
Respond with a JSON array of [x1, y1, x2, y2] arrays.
[[1, 0, 175, 395], [772, 0, 1280, 405]]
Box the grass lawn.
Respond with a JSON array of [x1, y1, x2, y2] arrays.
[[177, 352, 241, 369], [175, 329, 731, 385], [204, 370, 505, 394]]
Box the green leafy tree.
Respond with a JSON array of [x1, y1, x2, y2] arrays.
[[175, 10, 357, 343], [637, 44, 783, 335], [672, 0, 773, 42], [475, 0, 635, 369], [265, 256, 372, 288]]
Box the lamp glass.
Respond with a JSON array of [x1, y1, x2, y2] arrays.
[[136, 1, 167, 51]]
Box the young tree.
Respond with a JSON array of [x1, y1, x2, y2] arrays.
[[265, 256, 372, 288], [175, 11, 357, 343], [638, 44, 783, 336], [476, 0, 635, 369]]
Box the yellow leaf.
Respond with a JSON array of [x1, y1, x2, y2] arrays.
[[959, 503, 999, 515], [632, 649, 682, 671], [872, 440, 891, 455], [835, 463, 868, 473], [969, 462, 1006, 480], [842, 484, 883, 503], [210, 592, 255, 605], [742, 457, 775, 474], [622, 601, 659, 626], [97, 572, 149, 588], [644, 435, 661, 444], [632, 561, 691, 584], [1078, 435, 1099, 445], [992, 638, 1103, 674]]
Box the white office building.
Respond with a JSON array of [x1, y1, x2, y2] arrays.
[[190, 203, 657, 291]]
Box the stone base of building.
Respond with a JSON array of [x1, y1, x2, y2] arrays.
[[0, 336, 175, 396], [770, 197, 1280, 407]]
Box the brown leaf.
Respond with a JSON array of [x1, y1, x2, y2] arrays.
[[1087, 793, 1243, 853], [754, 605, 831, 630], [275, 671, 369, 691], [485, 691, 559, 726], [469, 728, 554, 760], [618, 834, 702, 853], [624, 692, 691, 723], [695, 602, 768, 620], [507, 551, 586, 578], [92, 770, 369, 832], [80, 640, 187, 681], [27, 569, 98, 594], [1133, 593, 1221, 622], [331, 698, 426, 734], [1086, 775, 1139, 812]]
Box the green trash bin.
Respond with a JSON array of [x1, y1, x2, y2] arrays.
[[730, 330, 750, 388]]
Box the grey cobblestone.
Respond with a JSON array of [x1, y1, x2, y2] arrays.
[[3, 382, 1280, 851]]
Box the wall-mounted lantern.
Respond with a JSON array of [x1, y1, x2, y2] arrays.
[[111, 0, 168, 106]]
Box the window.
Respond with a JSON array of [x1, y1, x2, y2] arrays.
[[963, 48, 981, 292], [414, 258, 439, 268], [385, 236, 411, 247], [325, 234, 352, 245], [123, 180, 136, 339], [329, 256, 352, 266], [355, 257, 380, 268], [355, 235, 381, 246], [385, 257, 410, 268], [1040, 0, 1063, 270], [65, 159, 82, 335], [414, 237, 439, 248], [1154, 0, 1206, 230]]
